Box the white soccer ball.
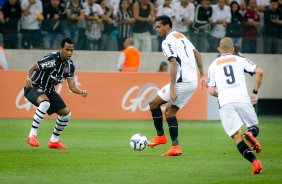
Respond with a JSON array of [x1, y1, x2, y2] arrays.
[[130, 133, 147, 151]]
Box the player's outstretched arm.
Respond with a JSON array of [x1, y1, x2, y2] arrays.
[[67, 77, 88, 97]]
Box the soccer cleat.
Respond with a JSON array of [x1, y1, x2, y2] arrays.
[[252, 159, 263, 174], [27, 135, 39, 147], [48, 141, 68, 149], [244, 131, 262, 153], [160, 145, 182, 156], [147, 134, 168, 147]]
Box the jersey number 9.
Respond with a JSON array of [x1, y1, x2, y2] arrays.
[[223, 65, 235, 84]]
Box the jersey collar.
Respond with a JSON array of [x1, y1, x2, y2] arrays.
[[220, 53, 233, 56], [166, 30, 173, 37]]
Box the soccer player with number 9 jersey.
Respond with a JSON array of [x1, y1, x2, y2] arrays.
[[208, 37, 263, 174]]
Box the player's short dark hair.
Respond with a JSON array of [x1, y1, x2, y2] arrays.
[[270, 0, 278, 3], [61, 38, 74, 48], [155, 15, 172, 28]]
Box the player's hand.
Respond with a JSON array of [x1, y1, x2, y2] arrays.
[[25, 78, 33, 88], [80, 90, 88, 97], [250, 93, 258, 105], [170, 88, 177, 102], [200, 77, 208, 89]]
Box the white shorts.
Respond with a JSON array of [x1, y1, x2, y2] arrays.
[[219, 102, 259, 137], [157, 81, 197, 108]]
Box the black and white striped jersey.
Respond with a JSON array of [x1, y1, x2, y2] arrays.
[[31, 51, 75, 94]]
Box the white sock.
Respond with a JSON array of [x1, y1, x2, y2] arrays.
[[29, 128, 38, 137], [50, 134, 59, 142], [29, 101, 50, 137], [50, 112, 71, 142]]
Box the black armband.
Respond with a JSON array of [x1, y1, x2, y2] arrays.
[[252, 89, 258, 94]]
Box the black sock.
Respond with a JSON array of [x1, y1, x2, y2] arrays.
[[166, 116, 179, 146], [248, 125, 259, 137], [150, 108, 164, 136], [237, 141, 256, 163]]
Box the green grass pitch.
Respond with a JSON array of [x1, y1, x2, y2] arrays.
[[0, 117, 281, 184]]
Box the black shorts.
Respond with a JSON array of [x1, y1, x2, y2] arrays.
[[24, 86, 67, 115]]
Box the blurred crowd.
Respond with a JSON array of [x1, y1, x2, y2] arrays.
[[0, 0, 282, 53]]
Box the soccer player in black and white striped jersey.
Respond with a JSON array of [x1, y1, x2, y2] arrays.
[[24, 38, 88, 149]]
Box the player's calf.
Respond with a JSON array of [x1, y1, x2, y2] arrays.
[[27, 100, 50, 147], [50, 111, 71, 143], [29, 100, 50, 138]]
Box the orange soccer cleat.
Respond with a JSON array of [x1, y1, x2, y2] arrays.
[[244, 131, 262, 153], [27, 135, 39, 147], [48, 141, 68, 149], [252, 159, 263, 174], [160, 145, 182, 156], [147, 134, 168, 147]]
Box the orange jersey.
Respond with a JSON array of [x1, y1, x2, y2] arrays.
[[121, 47, 141, 72], [0, 46, 8, 70]]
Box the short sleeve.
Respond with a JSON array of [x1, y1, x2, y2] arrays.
[[97, 5, 104, 15], [243, 58, 257, 75], [36, 0, 43, 13], [162, 36, 177, 61], [64, 63, 75, 78], [208, 65, 216, 87], [85, 5, 91, 15]]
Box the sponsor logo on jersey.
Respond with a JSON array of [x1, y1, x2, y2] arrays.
[[216, 57, 236, 65], [40, 60, 56, 69], [64, 66, 69, 73]]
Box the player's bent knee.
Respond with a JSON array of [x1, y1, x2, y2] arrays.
[[59, 111, 72, 121], [248, 125, 259, 137], [39, 100, 50, 110], [232, 131, 243, 145], [149, 101, 158, 109]]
